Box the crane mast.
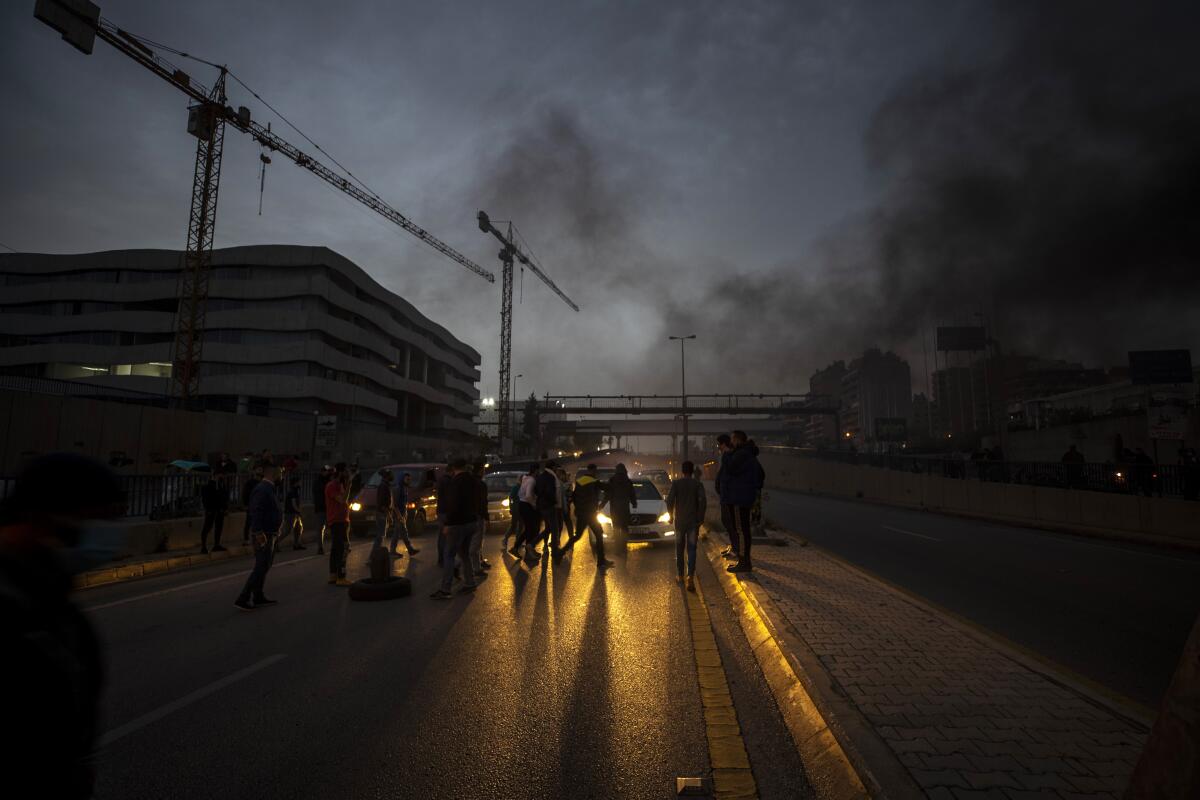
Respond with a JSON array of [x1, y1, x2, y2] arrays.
[[35, 1, 494, 406], [477, 211, 579, 452]]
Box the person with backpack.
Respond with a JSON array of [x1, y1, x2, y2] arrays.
[[724, 430, 765, 573]]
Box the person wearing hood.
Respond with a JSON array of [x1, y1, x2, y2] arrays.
[[714, 433, 738, 561], [604, 463, 638, 549], [723, 430, 764, 573], [0, 453, 125, 799]]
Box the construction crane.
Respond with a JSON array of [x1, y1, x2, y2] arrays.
[[477, 211, 579, 451], [34, 0, 494, 405]]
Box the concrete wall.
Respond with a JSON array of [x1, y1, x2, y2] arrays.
[[990, 409, 1200, 463], [760, 451, 1200, 548], [0, 390, 472, 474]]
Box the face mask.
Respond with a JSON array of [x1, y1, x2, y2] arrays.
[[58, 520, 127, 575]]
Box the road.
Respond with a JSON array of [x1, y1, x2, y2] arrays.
[[763, 488, 1200, 708], [83, 529, 810, 799]]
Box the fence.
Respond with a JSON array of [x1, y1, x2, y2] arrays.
[[772, 449, 1199, 500], [0, 468, 330, 519]]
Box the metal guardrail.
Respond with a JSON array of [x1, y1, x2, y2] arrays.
[[772, 448, 1200, 500], [540, 394, 835, 414], [0, 468, 328, 519]]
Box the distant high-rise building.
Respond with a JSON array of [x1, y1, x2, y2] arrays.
[[805, 360, 846, 445], [840, 349, 912, 445]]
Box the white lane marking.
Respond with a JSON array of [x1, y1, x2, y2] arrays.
[[98, 654, 287, 748], [85, 555, 321, 611], [882, 525, 941, 542]]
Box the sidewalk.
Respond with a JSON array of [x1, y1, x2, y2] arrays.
[[707, 530, 1152, 799]]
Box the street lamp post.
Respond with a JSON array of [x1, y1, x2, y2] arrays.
[[669, 335, 696, 462]]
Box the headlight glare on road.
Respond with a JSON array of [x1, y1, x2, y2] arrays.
[[658, 512, 671, 523], [501, 498, 510, 508], [350, 502, 362, 512], [596, 512, 611, 525]]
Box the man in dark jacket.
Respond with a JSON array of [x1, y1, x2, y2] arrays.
[[723, 431, 764, 573], [200, 473, 229, 554], [568, 464, 612, 568], [431, 460, 479, 599], [534, 460, 560, 555], [0, 453, 125, 799], [666, 460, 707, 590], [235, 464, 282, 609], [604, 464, 638, 548], [714, 434, 738, 560]]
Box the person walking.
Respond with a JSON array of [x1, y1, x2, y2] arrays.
[[501, 478, 522, 551], [372, 469, 396, 564], [666, 460, 707, 591], [313, 465, 330, 555], [535, 460, 560, 559], [569, 463, 612, 568], [0, 453, 126, 799], [435, 464, 454, 568], [430, 460, 479, 600], [390, 471, 419, 556], [724, 431, 764, 573], [200, 472, 229, 554], [240, 467, 262, 544], [235, 464, 282, 609], [512, 464, 542, 563], [714, 434, 738, 560], [558, 466, 573, 546], [468, 463, 490, 578], [604, 463, 638, 550], [325, 464, 352, 586], [284, 473, 305, 550]]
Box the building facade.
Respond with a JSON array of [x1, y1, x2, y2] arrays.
[[0, 246, 481, 451], [839, 349, 912, 446]]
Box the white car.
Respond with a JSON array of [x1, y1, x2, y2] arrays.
[[595, 480, 675, 544]]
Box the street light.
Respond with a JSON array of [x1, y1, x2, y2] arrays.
[[669, 335, 696, 461]]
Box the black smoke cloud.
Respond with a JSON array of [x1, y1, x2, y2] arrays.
[[663, 0, 1200, 388], [476, 1, 1200, 396]]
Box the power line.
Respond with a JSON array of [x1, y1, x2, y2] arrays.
[[0, 240, 17, 252]]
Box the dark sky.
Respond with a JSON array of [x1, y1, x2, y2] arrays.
[[3, 1, 1198, 400]]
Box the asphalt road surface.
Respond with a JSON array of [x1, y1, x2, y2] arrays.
[[83, 528, 810, 799], [763, 488, 1200, 708]]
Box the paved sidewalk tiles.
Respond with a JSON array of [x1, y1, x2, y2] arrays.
[[730, 535, 1149, 798]]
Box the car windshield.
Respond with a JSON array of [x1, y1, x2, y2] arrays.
[[632, 481, 662, 500], [485, 474, 520, 492]]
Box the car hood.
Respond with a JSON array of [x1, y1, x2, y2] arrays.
[[601, 498, 665, 513]]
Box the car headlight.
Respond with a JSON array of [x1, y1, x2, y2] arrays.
[[658, 512, 671, 523], [664, 530, 675, 537], [501, 498, 510, 508], [350, 502, 362, 512], [596, 512, 611, 525], [406, 502, 416, 509]]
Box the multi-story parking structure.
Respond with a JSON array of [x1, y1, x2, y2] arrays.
[[0, 245, 481, 453]]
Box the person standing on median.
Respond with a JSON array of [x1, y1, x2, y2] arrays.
[[714, 434, 738, 562], [430, 459, 479, 600], [199, 471, 229, 554], [666, 460, 707, 592], [723, 430, 764, 573], [235, 463, 282, 610], [325, 463, 352, 587]]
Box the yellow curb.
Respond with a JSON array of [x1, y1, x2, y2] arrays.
[[713, 768, 758, 799], [709, 735, 752, 769], [704, 536, 869, 800]]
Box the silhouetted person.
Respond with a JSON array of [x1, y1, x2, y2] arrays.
[[240, 467, 262, 543], [200, 472, 228, 553], [0, 454, 125, 799], [605, 463, 638, 549], [470, 462, 490, 576], [714, 433, 738, 560], [725, 430, 764, 573], [325, 464, 352, 586], [1181, 447, 1200, 501], [391, 472, 419, 556], [1061, 444, 1085, 489], [512, 464, 542, 562], [666, 460, 707, 591], [430, 460, 479, 600], [234, 463, 282, 610], [1134, 448, 1155, 497], [535, 460, 560, 557], [569, 463, 611, 568]]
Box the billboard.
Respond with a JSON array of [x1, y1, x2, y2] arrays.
[[874, 417, 909, 442], [1148, 390, 1189, 441], [1128, 350, 1193, 385], [936, 326, 987, 352]]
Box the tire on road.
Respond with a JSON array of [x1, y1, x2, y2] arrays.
[[347, 576, 412, 601]]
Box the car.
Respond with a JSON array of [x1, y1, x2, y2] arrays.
[[483, 470, 524, 525], [351, 463, 444, 533], [594, 480, 675, 545], [635, 468, 672, 496]]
